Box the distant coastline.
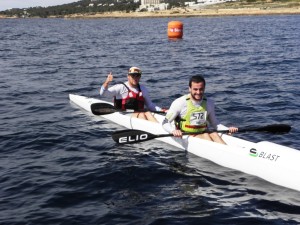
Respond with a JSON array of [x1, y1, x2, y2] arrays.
[[64, 7, 300, 19], [1, 3, 300, 19]]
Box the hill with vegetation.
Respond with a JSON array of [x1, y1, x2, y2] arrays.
[[0, 0, 138, 18], [0, 0, 299, 18]]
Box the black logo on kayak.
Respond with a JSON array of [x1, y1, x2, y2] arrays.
[[249, 148, 257, 157], [119, 134, 148, 143], [258, 151, 280, 162]]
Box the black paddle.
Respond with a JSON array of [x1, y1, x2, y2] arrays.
[[112, 124, 291, 144], [90, 102, 166, 115]]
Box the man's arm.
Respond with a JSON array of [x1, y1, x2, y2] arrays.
[[100, 72, 113, 96], [206, 98, 220, 130], [206, 98, 238, 133], [140, 85, 162, 111], [162, 97, 186, 137]]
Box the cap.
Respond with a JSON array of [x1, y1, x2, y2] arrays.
[[128, 67, 142, 76]]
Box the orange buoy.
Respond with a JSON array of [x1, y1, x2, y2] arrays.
[[168, 21, 183, 39]]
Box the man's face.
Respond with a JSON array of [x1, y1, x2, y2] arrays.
[[128, 74, 141, 87], [189, 82, 205, 101]]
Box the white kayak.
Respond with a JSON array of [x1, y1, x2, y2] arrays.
[[69, 94, 300, 192]]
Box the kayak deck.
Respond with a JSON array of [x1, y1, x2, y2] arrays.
[[69, 94, 300, 192]]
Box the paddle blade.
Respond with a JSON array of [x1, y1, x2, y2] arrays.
[[258, 124, 291, 133], [240, 124, 292, 133], [112, 129, 158, 144], [91, 103, 117, 115]]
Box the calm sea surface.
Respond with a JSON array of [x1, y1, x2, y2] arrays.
[[1, 15, 300, 225]]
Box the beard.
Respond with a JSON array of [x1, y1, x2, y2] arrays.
[[191, 93, 203, 101]]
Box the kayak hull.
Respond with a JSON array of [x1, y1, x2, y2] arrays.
[[69, 94, 300, 192]]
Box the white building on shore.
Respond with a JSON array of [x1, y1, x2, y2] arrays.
[[138, 0, 235, 12], [141, 0, 160, 4], [187, 0, 236, 8]]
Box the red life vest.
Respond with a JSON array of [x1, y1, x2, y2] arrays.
[[114, 83, 145, 111]]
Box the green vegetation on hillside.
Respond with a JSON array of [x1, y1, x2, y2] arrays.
[[0, 0, 141, 18], [1, 0, 299, 18]]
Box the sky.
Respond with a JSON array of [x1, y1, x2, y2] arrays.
[[0, 0, 80, 11]]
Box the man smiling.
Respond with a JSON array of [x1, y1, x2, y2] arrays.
[[100, 67, 163, 122], [162, 75, 238, 144]]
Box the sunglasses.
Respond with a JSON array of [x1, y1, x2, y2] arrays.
[[129, 74, 141, 78]]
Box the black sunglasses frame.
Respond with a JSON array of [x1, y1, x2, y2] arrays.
[[129, 74, 141, 78]]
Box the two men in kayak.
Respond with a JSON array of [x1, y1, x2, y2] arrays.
[[100, 68, 237, 144], [162, 75, 238, 145], [100, 66, 165, 122]]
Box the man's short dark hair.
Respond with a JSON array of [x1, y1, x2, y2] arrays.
[[189, 75, 206, 87]]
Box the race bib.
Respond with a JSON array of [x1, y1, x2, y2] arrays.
[[190, 112, 207, 125]]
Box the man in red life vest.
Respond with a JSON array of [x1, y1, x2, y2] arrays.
[[100, 67, 164, 122]]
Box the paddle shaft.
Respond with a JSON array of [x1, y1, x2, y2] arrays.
[[91, 102, 165, 115], [112, 124, 291, 144], [114, 130, 232, 144]]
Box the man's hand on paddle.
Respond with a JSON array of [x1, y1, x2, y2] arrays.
[[172, 129, 183, 138], [227, 127, 238, 135]]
